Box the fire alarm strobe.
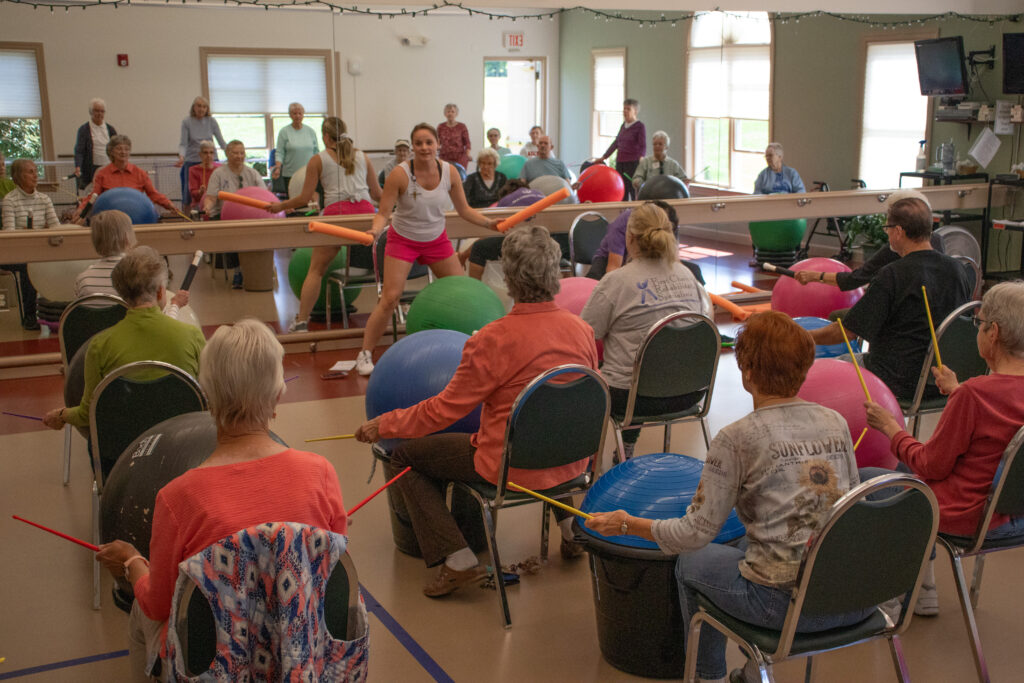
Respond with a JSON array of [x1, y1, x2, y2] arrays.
[[117, 54, 129, 67]]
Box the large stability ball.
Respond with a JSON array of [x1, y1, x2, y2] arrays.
[[772, 257, 863, 319], [92, 188, 158, 225], [287, 248, 357, 313], [220, 186, 285, 221], [288, 167, 306, 199], [365, 329, 482, 452], [554, 277, 598, 316], [28, 260, 95, 302], [497, 187, 545, 209], [529, 175, 577, 204], [581, 453, 745, 549], [496, 154, 526, 180], [794, 316, 860, 359], [637, 175, 690, 200], [406, 276, 505, 336], [797, 358, 901, 469], [578, 164, 625, 203], [749, 219, 806, 252]]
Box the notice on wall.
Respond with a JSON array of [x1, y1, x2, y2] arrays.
[[968, 127, 1000, 168], [994, 101, 1013, 136]]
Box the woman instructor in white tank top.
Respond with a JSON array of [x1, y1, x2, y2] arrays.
[[355, 122, 499, 375]]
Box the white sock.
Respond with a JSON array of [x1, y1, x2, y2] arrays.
[[922, 558, 935, 587], [559, 517, 575, 542], [445, 547, 478, 571]]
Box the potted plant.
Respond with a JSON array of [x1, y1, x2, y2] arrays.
[[842, 213, 887, 261]]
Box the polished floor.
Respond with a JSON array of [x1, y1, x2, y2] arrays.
[[1, 233, 1022, 682]]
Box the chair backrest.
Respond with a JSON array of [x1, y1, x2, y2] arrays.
[[90, 360, 208, 487], [934, 225, 982, 265], [495, 364, 610, 495], [952, 255, 982, 302], [908, 300, 987, 412], [58, 294, 129, 366], [966, 425, 1024, 552], [774, 474, 938, 656], [568, 211, 609, 271], [621, 311, 721, 426]]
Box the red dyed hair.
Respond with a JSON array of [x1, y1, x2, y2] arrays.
[[734, 311, 815, 397]]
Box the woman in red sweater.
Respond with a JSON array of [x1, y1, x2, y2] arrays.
[[96, 319, 347, 679]]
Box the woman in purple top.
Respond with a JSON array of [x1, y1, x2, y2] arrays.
[[598, 99, 646, 201]]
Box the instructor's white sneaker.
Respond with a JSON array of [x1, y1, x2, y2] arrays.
[[355, 350, 375, 376]]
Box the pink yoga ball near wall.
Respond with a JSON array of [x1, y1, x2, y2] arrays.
[[771, 257, 863, 319], [220, 186, 285, 221]]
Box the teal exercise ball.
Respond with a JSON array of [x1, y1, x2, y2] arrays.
[[748, 219, 807, 251], [406, 276, 505, 336], [497, 154, 526, 179], [287, 247, 359, 313]]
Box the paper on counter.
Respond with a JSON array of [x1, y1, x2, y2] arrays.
[[329, 360, 357, 372]]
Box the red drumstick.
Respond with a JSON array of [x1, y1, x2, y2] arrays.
[[12, 515, 100, 551], [346, 466, 412, 516]]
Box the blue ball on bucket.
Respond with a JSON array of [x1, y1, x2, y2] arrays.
[[91, 187, 159, 225], [794, 316, 860, 358], [580, 453, 745, 549], [365, 329, 482, 452]]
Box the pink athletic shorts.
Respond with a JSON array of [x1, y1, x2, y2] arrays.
[[384, 226, 455, 265]]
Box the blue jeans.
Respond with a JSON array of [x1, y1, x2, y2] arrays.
[[676, 540, 873, 679]]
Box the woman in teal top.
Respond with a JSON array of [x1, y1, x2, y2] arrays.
[[271, 102, 319, 194]]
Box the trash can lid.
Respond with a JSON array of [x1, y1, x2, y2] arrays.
[[580, 453, 745, 549]]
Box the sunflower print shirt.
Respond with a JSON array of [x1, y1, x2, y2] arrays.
[[651, 402, 859, 588]]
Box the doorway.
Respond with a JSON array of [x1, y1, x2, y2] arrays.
[[483, 58, 545, 156]]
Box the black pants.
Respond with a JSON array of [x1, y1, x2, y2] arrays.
[[616, 160, 640, 201], [609, 385, 704, 444], [1, 263, 38, 326]]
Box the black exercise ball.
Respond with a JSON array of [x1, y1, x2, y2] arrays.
[[638, 175, 690, 200]]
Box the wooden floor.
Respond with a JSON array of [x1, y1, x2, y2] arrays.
[[1, 231, 1021, 682]]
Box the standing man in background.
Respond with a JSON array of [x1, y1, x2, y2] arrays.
[[74, 98, 116, 194]]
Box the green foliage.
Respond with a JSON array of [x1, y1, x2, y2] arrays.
[[842, 213, 888, 247], [0, 119, 42, 161], [485, 61, 508, 78]]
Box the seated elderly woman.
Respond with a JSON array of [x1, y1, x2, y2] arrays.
[[95, 318, 348, 679], [187, 140, 221, 211], [864, 281, 1024, 615], [631, 130, 687, 189], [462, 147, 507, 209], [74, 210, 188, 317], [43, 246, 205, 432], [753, 142, 805, 195], [587, 311, 871, 683], [356, 225, 599, 596], [581, 203, 711, 460], [2, 158, 60, 230], [79, 135, 177, 217]]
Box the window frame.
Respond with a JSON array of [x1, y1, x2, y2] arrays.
[[0, 41, 55, 175], [591, 48, 627, 160]]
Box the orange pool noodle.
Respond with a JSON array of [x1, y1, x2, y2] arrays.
[[496, 187, 570, 232], [217, 191, 271, 210], [308, 221, 375, 246]]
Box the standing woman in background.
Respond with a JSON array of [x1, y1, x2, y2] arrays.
[[176, 96, 227, 207], [271, 102, 319, 195], [598, 98, 646, 201], [269, 117, 382, 332], [74, 98, 116, 194], [437, 103, 471, 169]]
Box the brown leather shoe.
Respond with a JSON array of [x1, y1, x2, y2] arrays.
[[560, 538, 585, 560], [423, 564, 487, 598]]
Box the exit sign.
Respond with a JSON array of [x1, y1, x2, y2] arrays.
[[504, 32, 524, 51]]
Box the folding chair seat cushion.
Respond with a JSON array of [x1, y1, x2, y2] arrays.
[[464, 473, 590, 502], [614, 399, 703, 427], [938, 530, 1024, 551], [897, 395, 947, 413]]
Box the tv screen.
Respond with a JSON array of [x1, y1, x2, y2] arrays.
[[1004, 33, 1024, 95], [914, 37, 969, 96]]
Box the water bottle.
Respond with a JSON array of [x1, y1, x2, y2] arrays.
[[916, 140, 927, 173]]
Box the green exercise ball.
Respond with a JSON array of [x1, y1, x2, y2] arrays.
[[287, 247, 360, 314], [497, 154, 526, 180], [406, 276, 506, 336], [748, 219, 807, 252]]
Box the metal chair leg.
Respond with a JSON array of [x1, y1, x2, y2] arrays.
[[324, 280, 333, 331], [92, 482, 101, 610], [888, 634, 912, 683], [700, 417, 712, 450], [663, 424, 672, 453], [947, 550, 991, 682], [62, 424, 72, 485], [803, 655, 814, 683], [910, 414, 921, 439], [612, 425, 626, 464], [970, 555, 986, 609], [480, 504, 511, 628], [540, 503, 550, 561]]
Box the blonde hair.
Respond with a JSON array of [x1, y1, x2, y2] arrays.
[[200, 319, 285, 432], [627, 203, 677, 264], [322, 117, 355, 175], [90, 210, 136, 257]]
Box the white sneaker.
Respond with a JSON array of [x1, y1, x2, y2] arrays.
[[914, 584, 939, 617], [287, 318, 308, 333], [355, 350, 374, 376]]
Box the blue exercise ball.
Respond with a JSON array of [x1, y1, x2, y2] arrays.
[[793, 316, 860, 359], [365, 329, 482, 452], [497, 187, 545, 209], [637, 174, 690, 200], [91, 187, 159, 225], [453, 163, 468, 182], [580, 453, 745, 549]]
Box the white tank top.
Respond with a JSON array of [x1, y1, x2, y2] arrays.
[[392, 159, 452, 242], [318, 149, 371, 206]]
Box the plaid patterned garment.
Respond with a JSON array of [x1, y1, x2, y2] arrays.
[[163, 522, 369, 681]]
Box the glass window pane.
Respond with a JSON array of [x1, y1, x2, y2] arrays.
[[732, 150, 766, 192], [218, 115, 267, 151], [690, 12, 725, 48], [725, 12, 771, 45], [0, 119, 42, 160], [693, 118, 729, 186], [735, 119, 769, 152]]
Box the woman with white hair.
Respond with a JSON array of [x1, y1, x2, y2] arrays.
[[753, 142, 805, 194], [74, 98, 117, 192], [85, 135, 177, 215], [632, 130, 687, 189], [176, 96, 228, 207], [94, 318, 348, 680], [271, 102, 319, 194], [461, 147, 507, 208]]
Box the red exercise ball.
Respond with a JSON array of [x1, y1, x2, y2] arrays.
[[220, 185, 285, 220], [771, 257, 863, 319], [797, 358, 901, 469], [577, 164, 625, 203]]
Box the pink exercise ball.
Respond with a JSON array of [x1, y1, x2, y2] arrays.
[[577, 164, 625, 204], [771, 257, 863, 319], [220, 186, 285, 220], [554, 277, 598, 315], [797, 358, 901, 469]]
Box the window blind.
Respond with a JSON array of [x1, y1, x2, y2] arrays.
[[207, 55, 327, 114], [0, 49, 42, 118]]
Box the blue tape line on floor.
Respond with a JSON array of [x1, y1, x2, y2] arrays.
[[0, 649, 129, 680], [360, 583, 454, 683]]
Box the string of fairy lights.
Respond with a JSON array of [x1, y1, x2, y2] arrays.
[[2, 0, 1022, 28]]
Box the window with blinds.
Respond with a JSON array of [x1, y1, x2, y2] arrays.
[[859, 41, 929, 189], [0, 44, 49, 163], [686, 12, 771, 190], [202, 50, 331, 163], [592, 49, 625, 159]]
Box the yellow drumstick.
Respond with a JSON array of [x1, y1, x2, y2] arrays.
[[173, 209, 194, 222], [837, 318, 871, 402], [507, 482, 593, 520], [304, 434, 356, 442], [853, 427, 867, 451], [921, 286, 943, 370]]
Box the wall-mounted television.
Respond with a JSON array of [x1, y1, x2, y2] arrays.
[[1004, 33, 1024, 95], [914, 36, 969, 96]]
